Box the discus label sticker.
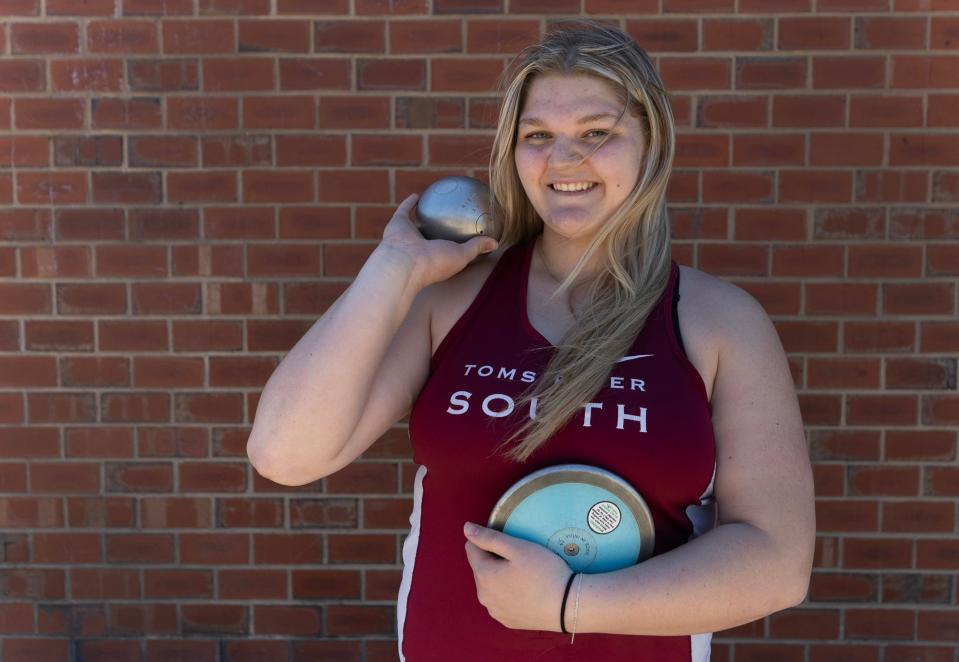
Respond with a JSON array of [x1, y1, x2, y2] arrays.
[[587, 501, 621, 534]]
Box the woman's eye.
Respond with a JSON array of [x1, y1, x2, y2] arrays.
[[524, 130, 608, 140]]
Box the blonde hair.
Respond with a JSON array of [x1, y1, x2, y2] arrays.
[[486, 20, 676, 463]]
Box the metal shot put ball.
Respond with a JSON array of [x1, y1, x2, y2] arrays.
[[412, 176, 503, 243]]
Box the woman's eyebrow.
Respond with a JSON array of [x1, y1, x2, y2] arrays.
[[518, 112, 619, 127]]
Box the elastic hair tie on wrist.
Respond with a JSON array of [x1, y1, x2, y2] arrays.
[[560, 571, 577, 634]]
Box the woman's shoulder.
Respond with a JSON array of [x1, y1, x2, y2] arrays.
[[677, 262, 781, 356]]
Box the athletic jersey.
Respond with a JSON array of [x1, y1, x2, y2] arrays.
[[397, 235, 718, 661]]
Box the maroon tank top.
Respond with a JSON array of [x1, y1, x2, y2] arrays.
[[397, 235, 717, 661]]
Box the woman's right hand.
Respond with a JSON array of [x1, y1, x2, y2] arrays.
[[378, 193, 499, 290]]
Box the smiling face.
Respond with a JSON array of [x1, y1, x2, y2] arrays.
[[514, 73, 647, 244]]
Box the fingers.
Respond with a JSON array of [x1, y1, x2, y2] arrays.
[[464, 235, 499, 259], [464, 522, 513, 559], [397, 193, 419, 214]]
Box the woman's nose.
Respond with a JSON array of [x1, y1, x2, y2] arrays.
[[547, 138, 586, 166]]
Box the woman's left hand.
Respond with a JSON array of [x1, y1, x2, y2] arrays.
[[463, 521, 574, 632]]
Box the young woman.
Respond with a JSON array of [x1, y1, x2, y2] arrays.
[[247, 20, 815, 662]]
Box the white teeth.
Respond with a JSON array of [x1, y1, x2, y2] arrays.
[[551, 182, 596, 192]]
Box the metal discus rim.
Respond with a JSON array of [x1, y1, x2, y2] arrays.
[[486, 463, 656, 562]]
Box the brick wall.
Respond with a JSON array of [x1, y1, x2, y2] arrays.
[[1, 1, 957, 661]]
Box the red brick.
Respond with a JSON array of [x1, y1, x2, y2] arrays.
[[891, 133, 959, 167], [162, 19, 235, 53], [203, 57, 274, 91], [355, 0, 425, 13], [843, 538, 912, 569], [54, 136, 123, 167], [238, 19, 310, 52], [848, 466, 919, 496], [812, 132, 884, 167], [762, 92, 846, 127], [254, 533, 322, 564], [219, 569, 287, 599], [275, 135, 345, 167], [128, 58, 198, 91], [814, 208, 885, 240], [882, 573, 953, 604], [917, 539, 959, 570], [390, 18, 460, 53], [291, 569, 360, 599], [318, 169, 389, 203], [15, 98, 84, 130], [663, 56, 734, 91], [167, 171, 237, 203], [123, 0, 193, 14], [808, 358, 880, 389], [891, 208, 959, 241], [806, 283, 878, 316], [320, 95, 390, 129], [352, 134, 422, 166], [16, 172, 87, 205], [254, 604, 321, 635], [704, 170, 774, 203], [92, 172, 161, 204], [845, 322, 914, 353], [884, 646, 954, 662], [51, 58, 124, 91], [851, 94, 925, 128], [781, 170, 853, 203], [167, 96, 238, 130], [88, 20, 158, 53], [11, 22, 80, 53], [857, 16, 926, 49], [847, 245, 923, 277], [886, 358, 956, 390], [181, 603, 247, 634], [129, 135, 198, 167], [774, 320, 838, 353], [202, 135, 271, 166], [886, 430, 956, 462], [326, 604, 394, 636], [395, 96, 466, 129], [883, 501, 955, 533], [92, 97, 162, 129], [430, 57, 504, 93], [858, 169, 928, 203], [199, 0, 270, 13], [928, 245, 959, 276], [813, 55, 885, 89], [847, 395, 918, 426], [845, 608, 914, 639], [809, 430, 880, 462], [780, 17, 849, 50], [808, 644, 879, 662], [815, 500, 878, 532], [48, 0, 115, 14], [884, 283, 955, 315], [922, 394, 959, 426], [464, 18, 541, 55], [809, 572, 877, 602], [242, 96, 315, 129], [279, 58, 351, 90], [358, 58, 426, 90], [314, 19, 386, 53], [242, 170, 313, 203]]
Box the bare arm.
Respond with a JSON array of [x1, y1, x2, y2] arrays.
[[246, 243, 425, 484], [564, 285, 815, 635], [246, 194, 498, 485]]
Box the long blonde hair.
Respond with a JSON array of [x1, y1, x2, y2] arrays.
[[486, 20, 676, 463]]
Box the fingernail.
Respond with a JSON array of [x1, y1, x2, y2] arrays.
[[464, 522, 478, 536]]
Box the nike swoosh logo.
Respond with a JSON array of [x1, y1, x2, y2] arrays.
[[615, 354, 654, 363]]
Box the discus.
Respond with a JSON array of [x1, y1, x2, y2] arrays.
[[487, 464, 655, 573]]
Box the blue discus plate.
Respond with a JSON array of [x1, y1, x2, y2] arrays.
[[487, 464, 655, 573]]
